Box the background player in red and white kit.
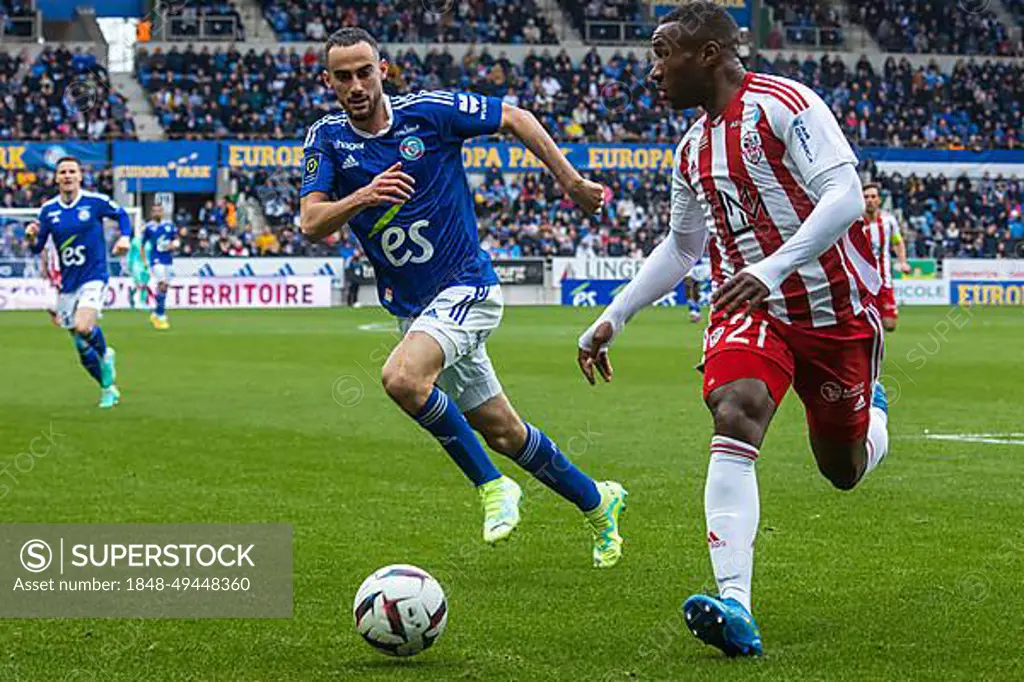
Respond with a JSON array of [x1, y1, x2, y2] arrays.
[[861, 182, 911, 331], [576, 2, 890, 657]]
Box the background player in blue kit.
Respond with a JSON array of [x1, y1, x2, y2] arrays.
[[300, 28, 628, 567], [25, 157, 132, 408], [141, 203, 178, 330]]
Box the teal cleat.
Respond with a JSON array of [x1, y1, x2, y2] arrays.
[[100, 347, 117, 388], [98, 385, 120, 409], [584, 481, 627, 568], [683, 594, 763, 657]]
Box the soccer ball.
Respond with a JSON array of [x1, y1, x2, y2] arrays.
[[353, 564, 448, 657]]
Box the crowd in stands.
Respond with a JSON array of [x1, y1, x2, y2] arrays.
[[2, 160, 1020, 262], [855, 0, 1022, 56], [866, 164, 1024, 259], [262, 0, 556, 44], [764, 0, 843, 47], [135, 43, 1021, 151], [0, 47, 136, 141], [760, 53, 1021, 150], [166, 1, 245, 41]]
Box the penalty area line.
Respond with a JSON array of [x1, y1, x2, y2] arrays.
[[900, 433, 1024, 446]]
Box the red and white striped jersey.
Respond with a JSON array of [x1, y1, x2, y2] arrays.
[[672, 72, 876, 328], [861, 211, 902, 288]]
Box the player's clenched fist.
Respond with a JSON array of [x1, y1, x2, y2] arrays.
[[359, 162, 416, 206], [569, 177, 606, 216], [24, 221, 39, 245]]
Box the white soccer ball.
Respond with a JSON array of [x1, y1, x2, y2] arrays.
[[353, 564, 448, 657]]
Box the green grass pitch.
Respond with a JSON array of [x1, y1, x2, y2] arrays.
[[1, 305, 1022, 681]]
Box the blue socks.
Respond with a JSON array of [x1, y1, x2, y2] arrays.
[[415, 387, 502, 486], [515, 424, 601, 511], [72, 335, 103, 386], [689, 299, 700, 314], [82, 326, 106, 355], [155, 290, 167, 316]]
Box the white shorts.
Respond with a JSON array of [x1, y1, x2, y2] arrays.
[[151, 263, 173, 285], [688, 262, 712, 282], [398, 284, 504, 412], [56, 280, 106, 329]]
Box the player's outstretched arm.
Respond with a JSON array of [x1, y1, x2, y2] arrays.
[[499, 104, 604, 215], [716, 163, 865, 315], [300, 163, 415, 242], [577, 179, 707, 384]]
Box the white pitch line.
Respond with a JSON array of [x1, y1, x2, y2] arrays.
[[910, 433, 1024, 446], [357, 322, 396, 332]]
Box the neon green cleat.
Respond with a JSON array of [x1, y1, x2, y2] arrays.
[[584, 481, 628, 568], [98, 385, 120, 409], [100, 347, 117, 388], [478, 476, 521, 544]]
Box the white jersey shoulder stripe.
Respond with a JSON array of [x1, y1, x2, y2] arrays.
[[304, 113, 348, 148]]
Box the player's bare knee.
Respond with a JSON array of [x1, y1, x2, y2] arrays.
[[483, 420, 527, 457], [73, 321, 93, 336], [380, 364, 429, 411]]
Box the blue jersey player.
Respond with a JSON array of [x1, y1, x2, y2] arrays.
[[25, 157, 131, 408], [141, 203, 177, 330], [300, 28, 627, 567]]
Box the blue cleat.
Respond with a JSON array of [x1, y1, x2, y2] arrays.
[[871, 381, 888, 415], [682, 594, 763, 657]]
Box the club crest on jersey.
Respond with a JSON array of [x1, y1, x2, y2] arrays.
[[400, 136, 425, 161], [741, 130, 764, 164], [77, 207, 90, 221]]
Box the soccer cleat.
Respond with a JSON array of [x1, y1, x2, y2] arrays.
[[682, 594, 763, 657], [155, 315, 170, 330], [478, 476, 521, 544], [98, 385, 121, 409], [100, 347, 117, 388], [871, 381, 888, 415], [689, 309, 701, 323], [584, 481, 627, 568]]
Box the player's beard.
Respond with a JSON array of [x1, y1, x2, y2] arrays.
[[345, 90, 378, 122]]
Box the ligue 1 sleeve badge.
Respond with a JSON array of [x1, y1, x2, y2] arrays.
[[399, 136, 425, 162]]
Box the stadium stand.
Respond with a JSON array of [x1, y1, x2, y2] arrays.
[[0, 0, 34, 38], [165, 1, 246, 41], [135, 44, 1021, 151], [854, 0, 1022, 56], [869, 168, 1023, 259], [262, 0, 557, 44], [764, 0, 843, 47], [759, 53, 1021, 150], [0, 46, 136, 140]]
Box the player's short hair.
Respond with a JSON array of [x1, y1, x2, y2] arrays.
[[324, 28, 380, 64], [863, 182, 881, 193], [658, 1, 741, 52], [55, 156, 82, 170]]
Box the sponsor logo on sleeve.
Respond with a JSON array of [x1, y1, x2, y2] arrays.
[[792, 116, 814, 164]]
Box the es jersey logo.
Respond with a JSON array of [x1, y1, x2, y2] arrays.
[[400, 136, 425, 161], [77, 208, 90, 221]]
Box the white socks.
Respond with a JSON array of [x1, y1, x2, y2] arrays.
[[705, 435, 760, 613], [864, 407, 889, 477]]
